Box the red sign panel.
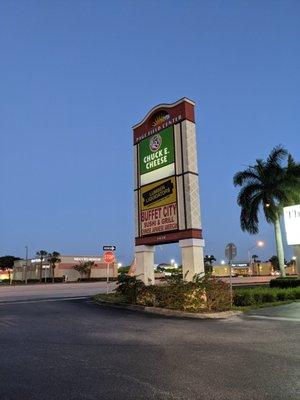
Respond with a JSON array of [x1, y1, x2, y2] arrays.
[[103, 251, 115, 264]]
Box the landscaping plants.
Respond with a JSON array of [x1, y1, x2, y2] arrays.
[[269, 277, 300, 288], [115, 272, 231, 313], [233, 286, 300, 306]]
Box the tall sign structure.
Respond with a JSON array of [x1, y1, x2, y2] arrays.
[[284, 204, 300, 277], [133, 98, 204, 283]]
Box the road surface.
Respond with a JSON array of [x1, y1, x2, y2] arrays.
[[0, 281, 117, 303], [0, 296, 299, 399]]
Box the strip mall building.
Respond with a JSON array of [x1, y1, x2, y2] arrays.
[[13, 255, 118, 282]]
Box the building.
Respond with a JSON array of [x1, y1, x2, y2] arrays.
[[13, 255, 118, 282], [212, 261, 296, 277]]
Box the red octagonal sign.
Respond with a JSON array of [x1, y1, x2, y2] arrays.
[[103, 251, 115, 264]]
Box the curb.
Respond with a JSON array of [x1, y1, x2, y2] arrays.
[[93, 300, 243, 319]]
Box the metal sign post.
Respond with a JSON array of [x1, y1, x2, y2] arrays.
[[106, 263, 110, 294], [103, 250, 116, 294], [225, 243, 237, 306]]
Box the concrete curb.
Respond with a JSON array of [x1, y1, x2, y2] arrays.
[[93, 300, 243, 319]]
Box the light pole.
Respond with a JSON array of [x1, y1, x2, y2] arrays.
[[248, 240, 265, 275], [25, 246, 28, 285]]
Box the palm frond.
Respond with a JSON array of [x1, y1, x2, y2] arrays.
[[233, 167, 260, 186], [237, 183, 263, 207], [266, 145, 287, 168]]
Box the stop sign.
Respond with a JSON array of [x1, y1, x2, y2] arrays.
[[103, 251, 115, 264]]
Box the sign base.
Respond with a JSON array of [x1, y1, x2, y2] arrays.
[[179, 239, 205, 281], [134, 239, 205, 285], [135, 245, 155, 285]]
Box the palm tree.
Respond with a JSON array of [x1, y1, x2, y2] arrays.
[[36, 250, 48, 282], [48, 251, 61, 283], [234, 146, 300, 277], [73, 261, 94, 281], [251, 254, 259, 263], [204, 255, 216, 274]]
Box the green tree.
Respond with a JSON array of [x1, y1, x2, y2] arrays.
[[204, 255, 216, 274], [251, 254, 259, 263], [0, 256, 21, 270], [36, 250, 48, 282], [269, 255, 280, 272], [73, 261, 94, 281], [234, 146, 300, 277], [47, 251, 61, 283], [269, 255, 288, 272]]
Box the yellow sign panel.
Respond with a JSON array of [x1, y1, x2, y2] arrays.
[[140, 176, 177, 211]]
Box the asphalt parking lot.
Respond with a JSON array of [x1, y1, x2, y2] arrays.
[[0, 297, 299, 400]]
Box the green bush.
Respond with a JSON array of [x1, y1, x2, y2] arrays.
[[233, 287, 300, 306], [135, 274, 231, 312], [115, 274, 145, 303], [233, 290, 255, 306], [269, 278, 300, 288]]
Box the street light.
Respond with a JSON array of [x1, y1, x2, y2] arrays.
[[248, 240, 265, 261], [220, 260, 226, 265], [170, 259, 175, 266], [248, 240, 265, 276], [25, 246, 28, 285], [117, 263, 122, 268]]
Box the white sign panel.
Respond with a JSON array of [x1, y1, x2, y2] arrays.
[[284, 204, 300, 245]]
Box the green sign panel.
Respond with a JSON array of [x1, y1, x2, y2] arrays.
[[139, 126, 174, 176]]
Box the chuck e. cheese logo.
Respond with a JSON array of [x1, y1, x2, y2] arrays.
[[149, 134, 162, 152]]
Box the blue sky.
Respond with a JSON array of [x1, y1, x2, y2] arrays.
[[1, 0, 299, 265]]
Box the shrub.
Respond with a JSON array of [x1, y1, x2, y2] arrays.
[[115, 274, 145, 303], [233, 286, 300, 306], [136, 274, 231, 312], [233, 290, 255, 307], [270, 278, 300, 288]]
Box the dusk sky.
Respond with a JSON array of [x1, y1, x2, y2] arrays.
[[1, 0, 299, 265]]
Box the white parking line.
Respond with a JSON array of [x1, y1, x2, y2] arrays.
[[0, 296, 88, 305], [248, 315, 300, 322]]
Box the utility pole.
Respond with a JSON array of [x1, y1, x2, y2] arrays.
[[25, 246, 28, 285]]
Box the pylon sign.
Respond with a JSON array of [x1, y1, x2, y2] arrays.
[[133, 98, 203, 246]]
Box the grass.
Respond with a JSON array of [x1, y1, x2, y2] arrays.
[[92, 293, 128, 304], [232, 300, 298, 312]]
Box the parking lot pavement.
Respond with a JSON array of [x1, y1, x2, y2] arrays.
[[0, 299, 299, 400], [245, 301, 300, 322], [0, 281, 117, 302]]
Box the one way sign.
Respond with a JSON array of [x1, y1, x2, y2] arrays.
[[103, 245, 116, 251]]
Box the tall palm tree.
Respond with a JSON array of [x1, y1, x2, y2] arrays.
[[36, 250, 48, 282], [204, 255, 216, 274], [233, 146, 300, 277], [73, 261, 94, 281], [48, 251, 61, 283]]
